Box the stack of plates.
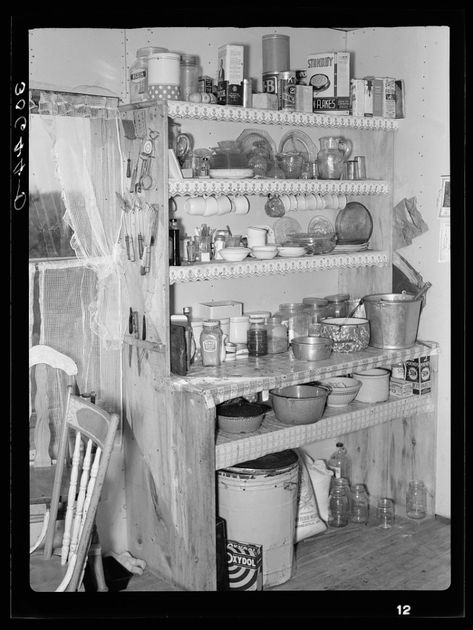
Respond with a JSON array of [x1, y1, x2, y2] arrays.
[[333, 242, 369, 253]]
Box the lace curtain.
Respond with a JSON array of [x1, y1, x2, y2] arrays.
[[29, 91, 128, 422]]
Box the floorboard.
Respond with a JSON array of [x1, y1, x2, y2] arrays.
[[121, 515, 450, 592]]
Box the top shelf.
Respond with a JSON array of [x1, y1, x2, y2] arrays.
[[167, 101, 400, 132]]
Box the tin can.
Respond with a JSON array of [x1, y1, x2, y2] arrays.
[[277, 71, 296, 110], [295, 69, 307, 85], [391, 362, 406, 380], [242, 78, 252, 108], [263, 71, 279, 95], [198, 75, 213, 93]]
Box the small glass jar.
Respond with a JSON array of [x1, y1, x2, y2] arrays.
[[351, 483, 369, 524], [377, 498, 395, 528], [333, 477, 352, 513], [247, 317, 268, 357], [180, 54, 200, 101], [406, 480, 427, 519], [200, 320, 223, 367], [229, 316, 250, 344], [129, 46, 168, 103], [324, 293, 350, 318], [328, 485, 350, 528], [267, 316, 288, 354], [274, 303, 309, 343]]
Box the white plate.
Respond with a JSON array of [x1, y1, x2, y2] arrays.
[[279, 130, 319, 162], [209, 168, 254, 179], [333, 243, 369, 253], [273, 217, 302, 244]]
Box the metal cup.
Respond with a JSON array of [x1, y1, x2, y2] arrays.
[[346, 160, 357, 180], [354, 156, 367, 179]]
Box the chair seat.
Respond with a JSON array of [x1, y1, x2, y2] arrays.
[[30, 551, 71, 592]]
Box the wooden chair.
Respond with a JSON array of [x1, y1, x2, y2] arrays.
[[30, 387, 119, 591]]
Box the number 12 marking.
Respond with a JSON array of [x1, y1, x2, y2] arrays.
[[397, 604, 411, 615]]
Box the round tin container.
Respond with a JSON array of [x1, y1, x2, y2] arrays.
[[263, 71, 279, 95], [277, 71, 296, 110]]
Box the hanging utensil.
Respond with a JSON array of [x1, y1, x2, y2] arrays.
[[412, 282, 432, 301]]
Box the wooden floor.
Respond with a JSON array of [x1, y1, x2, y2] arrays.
[[123, 515, 450, 592]]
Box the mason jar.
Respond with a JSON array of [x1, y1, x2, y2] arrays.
[[406, 480, 427, 519], [267, 316, 288, 354], [324, 293, 350, 318], [274, 303, 309, 342]]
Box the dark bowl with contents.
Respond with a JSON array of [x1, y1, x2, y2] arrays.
[[216, 397, 269, 434]]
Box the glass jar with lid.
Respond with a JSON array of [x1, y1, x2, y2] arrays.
[[200, 320, 224, 367], [274, 303, 309, 342], [180, 54, 200, 101], [267, 316, 288, 354], [247, 317, 268, 357], [302, 297, 329, 336], [129, 46, 168, 103], [324, 293, 350, 318]]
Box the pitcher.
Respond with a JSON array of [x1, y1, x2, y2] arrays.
[[317, 136, 353, 180]]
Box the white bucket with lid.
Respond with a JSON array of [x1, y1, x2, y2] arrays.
[[218, 450, 299, 588], [352, 367, 390, 403]]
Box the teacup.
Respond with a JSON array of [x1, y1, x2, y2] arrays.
[[232, 195, 250, 215], [185, 196, 206, 215], [204, 196, 219, 216], [289, 194, 298, 211], [338, 194, 347, 210], [296, 195, 307, 211], [280, 195, 291, 213], [306, 193, 317, 211], [217, 195, 232, 215]]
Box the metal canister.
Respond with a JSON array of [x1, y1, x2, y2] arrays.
[[262, 71, 279, 95], [198, 75, 213, 93], [277, 71, 296, 110], [242, 78, 252, 108], [295, 69, 307, 85]]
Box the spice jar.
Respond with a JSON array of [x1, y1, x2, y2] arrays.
[[267, 316, 288, 354], [274, 303, 309, 342], [200, 320, 224, 367], [324, 293, 350, 318], [406, 480, 427, 519], [247, 317, 268, 357], [179, 54, 200, 101], [129, 46, 168, 103]]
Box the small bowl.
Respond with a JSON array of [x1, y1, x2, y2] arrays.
[[217, 399, 267, 433], [219, 247, 251, 262], [291, 336, 333, 361], [318, 376, 362, 407], [251, 245, 278, 260], [277, 246, 307, 258]]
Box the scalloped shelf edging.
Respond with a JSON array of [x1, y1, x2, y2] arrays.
[[167, 100, 400, 132], [215, 394, 433, 470], [169, 178, 390, 197], [169, 251, 390, 283]]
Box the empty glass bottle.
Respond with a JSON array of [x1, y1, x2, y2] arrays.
[[328, 484, 350, 528], [351, 483, 369, 524], [406, 480, 427, 519], [328, 442, 351, 484]]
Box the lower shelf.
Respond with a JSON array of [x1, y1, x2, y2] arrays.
[[215, 394, 434, 470]]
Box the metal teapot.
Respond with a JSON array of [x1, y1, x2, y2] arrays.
[[317, 136, 353, 180]]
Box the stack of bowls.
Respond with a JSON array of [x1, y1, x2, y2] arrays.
[[318, 376, 362, 407]]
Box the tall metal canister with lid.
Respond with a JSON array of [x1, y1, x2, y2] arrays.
[[262, 33, 290, 97]]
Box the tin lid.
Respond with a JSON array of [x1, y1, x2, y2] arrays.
[[249, 316, 265, 324], [324, 294, 350, 303], [262, 33, 290, 74], [303, 297, 329, 307], [137, 46, 168, 58], [180, 53, 199, 65], [148, 51, 181, 61], [230, 316, 249, 322], [202, 319, 220, 327]]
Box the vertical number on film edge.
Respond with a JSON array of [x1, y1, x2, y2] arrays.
[[13, 81, 27, 211]]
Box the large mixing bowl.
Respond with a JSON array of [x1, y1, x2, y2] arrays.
[[319, 317, 370, 352], [269, 384, 331, 425]]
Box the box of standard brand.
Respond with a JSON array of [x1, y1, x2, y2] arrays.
[[226, 540, 263, 591], [217, 44, 244, 106], [199, 300, 243, 320], [390, 378, 413, 398], [405, 356, 431, 395], [307, 51, 351, 113]]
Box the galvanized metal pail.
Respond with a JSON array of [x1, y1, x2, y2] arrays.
[[363, 293, 423, 349]]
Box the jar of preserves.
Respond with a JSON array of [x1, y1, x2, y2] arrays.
[[129, 46, 168, 103], [274, 303, 309, 343], [247, 317, 268, 357], [200, 320, 224, 367], [180, 54, 200, 101], [324, 293, 350, 318], [266, 316, 288, 354]]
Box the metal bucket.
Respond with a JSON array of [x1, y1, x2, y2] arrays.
[[363, 293, 423, 349]]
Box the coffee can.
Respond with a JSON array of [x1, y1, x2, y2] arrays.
[[263, 71, 279, 95], [277, 70, 296, 110], [242, 78, 252, 108]]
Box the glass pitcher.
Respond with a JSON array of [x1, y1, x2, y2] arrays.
[[317, 136, 353, 180]]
